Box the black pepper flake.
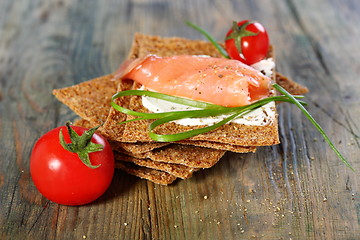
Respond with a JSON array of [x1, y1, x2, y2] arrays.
[[218, 74, 223, 78]]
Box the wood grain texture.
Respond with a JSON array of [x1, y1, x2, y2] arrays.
[[0, 0, 359, 239]]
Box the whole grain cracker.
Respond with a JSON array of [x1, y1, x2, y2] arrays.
[[98, 79, 133, 140], [115, 161, 177, 185], [52, 74, 118, 125], [178, 140, 256, 153], [117, 144, 226, 169], [115, 152, 197, 179], [276, 72, 309, 95]]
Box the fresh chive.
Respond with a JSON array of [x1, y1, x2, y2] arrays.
[[185, 21, 230, 59], [149, 109, 247, 142], [273, 84, 354, 171], [111, 90, 306, 122]]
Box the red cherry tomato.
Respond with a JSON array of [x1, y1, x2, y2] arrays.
[[30, 124, 114, 206], [225, 20, 269, 65]]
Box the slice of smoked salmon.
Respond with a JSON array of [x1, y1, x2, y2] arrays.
[[118, 55, 272, 107]]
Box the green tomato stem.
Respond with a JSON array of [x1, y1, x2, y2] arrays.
[[225, 21, 259, 58], [59, 122, 103, 169]]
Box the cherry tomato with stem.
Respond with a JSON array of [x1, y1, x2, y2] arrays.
[[225, 20, 269, 65], [30, 122, 114, 206]]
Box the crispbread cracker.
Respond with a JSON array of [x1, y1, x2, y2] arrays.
[[276, 72, 309, 95], [178, 140, 256, 153], [115, 161, 177, 185], [128, 33, 224, 59], [76, 118, 256, 154], [52, 74, 118, 125], [115, 152, 197, 179], [113, 142, 226, 169], [119, 142, 169, 154], [97, 79, 133, 140]]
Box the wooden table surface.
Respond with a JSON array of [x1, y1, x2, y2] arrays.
[[1, 0, 359, 239]]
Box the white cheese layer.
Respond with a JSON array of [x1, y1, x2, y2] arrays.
[[251, 58, 275, 78], [141, 57, 276, 126], [142, 97, 276, 126]]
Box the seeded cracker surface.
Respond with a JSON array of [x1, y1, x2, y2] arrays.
[[113, 143, 225, 169], [115, 161, 177, 185], [114, 152, 197, 179], [275, 72, 309, 95], [52, 74, 118, 125]]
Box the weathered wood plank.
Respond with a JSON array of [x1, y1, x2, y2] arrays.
[[0, 0, 359, 239]]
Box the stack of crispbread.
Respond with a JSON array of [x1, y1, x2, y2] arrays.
[[52, 33, 308, 185]]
